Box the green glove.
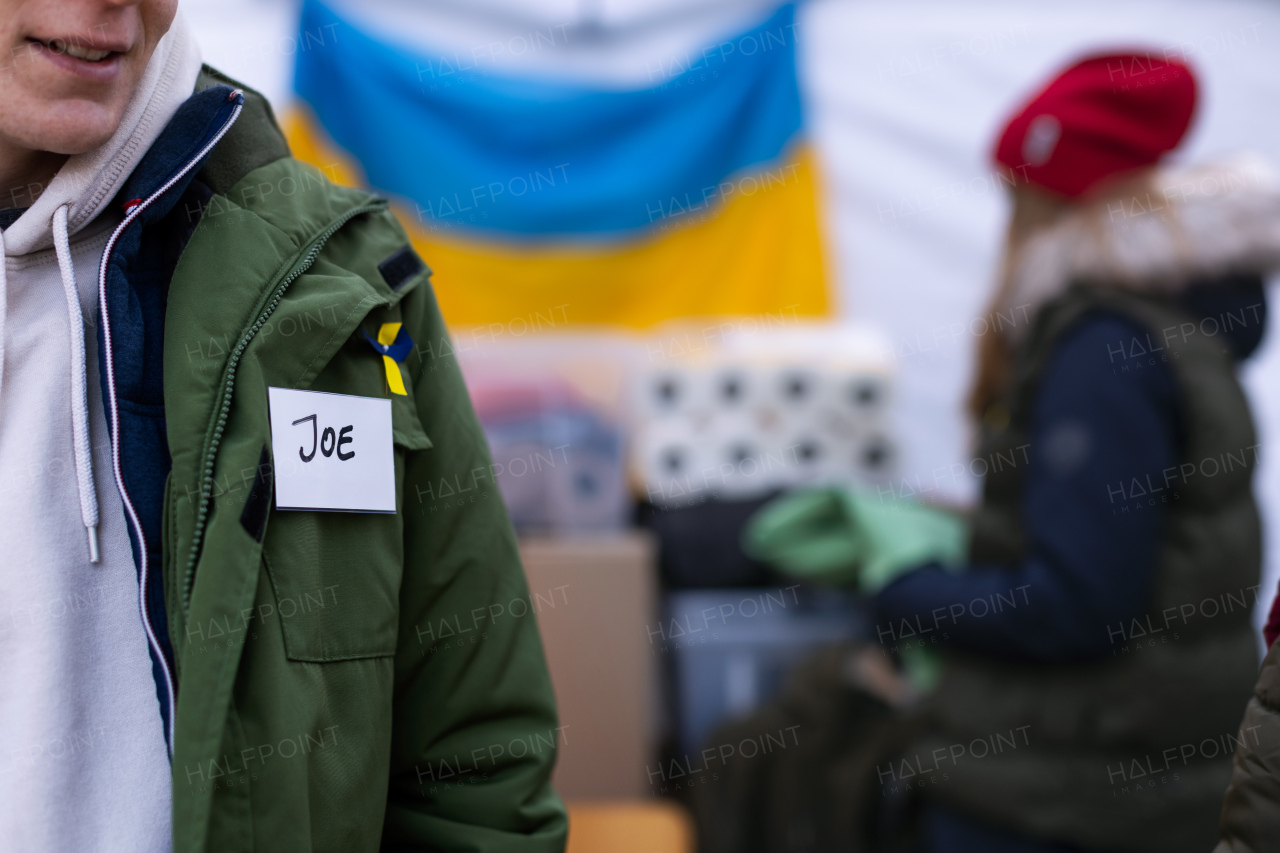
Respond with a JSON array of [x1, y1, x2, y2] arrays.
[[900, 644, 944, 693], [740, 488, 865, 585], [744, 487, 965, 695], [843, 490, 967, 593], [742, 488, 967, 593]]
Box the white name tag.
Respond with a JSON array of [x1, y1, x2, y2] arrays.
[[267, 387, 397, 513]]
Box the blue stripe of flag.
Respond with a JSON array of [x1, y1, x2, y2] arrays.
[[295, 0, 803, 237]]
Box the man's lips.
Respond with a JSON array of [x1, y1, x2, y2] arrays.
[[23, 35, 130, 81], [26, 34, 131, 62]]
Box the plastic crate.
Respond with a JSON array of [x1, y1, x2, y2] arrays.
[[657, 587, 865, 755]]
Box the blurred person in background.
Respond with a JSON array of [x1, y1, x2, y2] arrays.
[[1215, 572, 1280, 850], [0, 0, 565, 850], [750, 52, 1277, 853]]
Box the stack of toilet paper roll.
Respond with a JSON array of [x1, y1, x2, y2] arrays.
[[634, 329, 895, 507]]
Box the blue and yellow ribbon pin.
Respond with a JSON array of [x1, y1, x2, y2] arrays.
[[362, 322, 414, 395]]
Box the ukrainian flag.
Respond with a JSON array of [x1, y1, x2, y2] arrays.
[[287, 0, 828, 328]]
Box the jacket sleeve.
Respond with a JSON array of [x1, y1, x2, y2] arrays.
[[383, 278, 568, 851], [873, 313, 1181, 662], [1216, 641, 1280, 853]]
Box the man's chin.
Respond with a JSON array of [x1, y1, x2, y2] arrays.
[[19, 101, 126, 156]]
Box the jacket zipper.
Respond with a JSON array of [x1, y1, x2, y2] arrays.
[[181, 201, 388, 615], [98, 91, 244, 756]]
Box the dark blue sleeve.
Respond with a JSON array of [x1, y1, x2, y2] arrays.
[[873, 313, 1181, 662]]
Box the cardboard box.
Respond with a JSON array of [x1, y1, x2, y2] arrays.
[[520, 534, 659, 799]]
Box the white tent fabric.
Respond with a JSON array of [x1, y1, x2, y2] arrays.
[[188, 0, 1280, 632]]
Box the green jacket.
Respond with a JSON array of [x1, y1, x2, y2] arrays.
[[125, 69, 566, 851]]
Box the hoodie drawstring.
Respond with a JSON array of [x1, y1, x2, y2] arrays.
[[52, 204, 100, 563]]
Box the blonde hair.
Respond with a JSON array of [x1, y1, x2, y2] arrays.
[[966, 170, 1162, 420]]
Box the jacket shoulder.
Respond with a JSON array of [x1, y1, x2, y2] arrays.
[[183, 68, 429, 305], [195, 64, 292, 195]]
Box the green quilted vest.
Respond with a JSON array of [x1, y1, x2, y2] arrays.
[[916, 284, 1261, 853]]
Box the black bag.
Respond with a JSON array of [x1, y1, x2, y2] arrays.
[[690, 643, 922, 853], [637, 493, 787, 588]]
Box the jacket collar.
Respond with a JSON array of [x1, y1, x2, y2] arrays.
[[999, 155, 1280, 341]]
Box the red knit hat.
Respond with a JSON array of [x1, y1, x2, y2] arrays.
[[994, 52, 1197, 198]]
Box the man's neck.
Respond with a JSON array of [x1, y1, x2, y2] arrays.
[[0, 144, 67, 212]]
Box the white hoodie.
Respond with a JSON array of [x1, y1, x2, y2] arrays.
[[0, 16, 202, 851]]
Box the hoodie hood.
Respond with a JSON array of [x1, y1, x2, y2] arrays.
[[1180, 272, 1268, 361], [2, 12, 203, 256], [999, 154, 1280, 348]]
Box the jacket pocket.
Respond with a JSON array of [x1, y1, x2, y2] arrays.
[[261, 399, 431, 662]]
